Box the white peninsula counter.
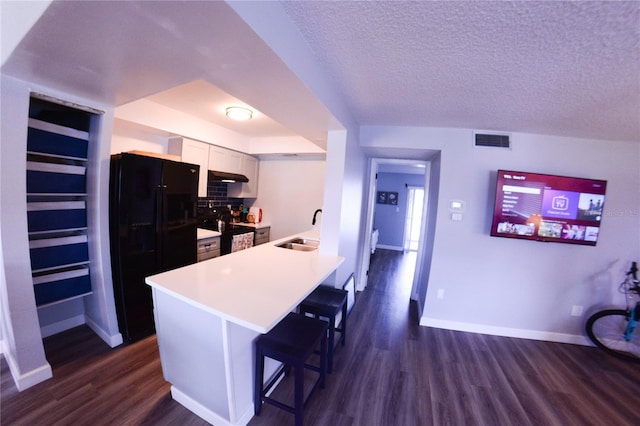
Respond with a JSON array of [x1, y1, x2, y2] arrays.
[[145, 230, 344, 425]]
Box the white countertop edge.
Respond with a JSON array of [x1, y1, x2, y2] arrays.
[[148, 256, 344, 334], [229, 222, 270, 229], [146, 229, 342, 333], [197, 228, 221, 239]]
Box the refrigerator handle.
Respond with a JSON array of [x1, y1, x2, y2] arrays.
[[156, 184, 167, 269]]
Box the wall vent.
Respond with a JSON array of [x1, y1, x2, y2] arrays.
[[474, 132, 511, 149]]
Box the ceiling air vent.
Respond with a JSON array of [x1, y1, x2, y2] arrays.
[[474, 132, 511, 149]]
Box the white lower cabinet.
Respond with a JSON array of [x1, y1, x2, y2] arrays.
[[254, 227, 270, 246], [197, 236, 220, 261]]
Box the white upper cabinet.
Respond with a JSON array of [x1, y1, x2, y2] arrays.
[[168, 137, 209, 197], [208, 145, 242, 174], [228, 154, 259, 198], [170, 137, 259, 198]]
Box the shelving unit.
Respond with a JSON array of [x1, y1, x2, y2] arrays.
[[26, 101, 93, 309]]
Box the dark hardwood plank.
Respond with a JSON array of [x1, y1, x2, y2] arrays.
[[2, 249, 639, 425]]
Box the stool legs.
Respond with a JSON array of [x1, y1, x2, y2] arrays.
[[294, 362, 303, 426], [327, 315, 336, 373], [341, 302, 347, 347], [254, 346, 264, 416], [319, 334, 326, 388], [303, 309, 346, 373], [254, 315, 327, 426]]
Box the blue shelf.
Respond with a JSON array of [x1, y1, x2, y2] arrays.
[[27, 113, 92, 307]]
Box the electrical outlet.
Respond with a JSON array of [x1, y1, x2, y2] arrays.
[[437, 289, 445, 299], [571, 305, 584, 316]]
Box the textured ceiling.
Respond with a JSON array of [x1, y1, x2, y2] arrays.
[[2, 1, 639, 145], [281, 1, 640, 142]]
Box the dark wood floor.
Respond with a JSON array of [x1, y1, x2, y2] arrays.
[[3, 249, 639, 425]]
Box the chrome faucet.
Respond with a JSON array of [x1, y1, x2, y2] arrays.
[[312, 209, 322, 225]]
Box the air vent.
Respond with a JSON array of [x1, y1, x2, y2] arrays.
[[474, 132, 511, 149]]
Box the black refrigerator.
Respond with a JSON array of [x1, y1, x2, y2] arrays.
[[109, 153, 199, 342]]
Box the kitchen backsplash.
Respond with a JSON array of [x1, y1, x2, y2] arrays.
[[197, 181, 244, 209]]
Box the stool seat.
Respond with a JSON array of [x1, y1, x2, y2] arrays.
[[299, 285, 348, 373], [255, 312, 327, 426], [258, 312, 328, 360]]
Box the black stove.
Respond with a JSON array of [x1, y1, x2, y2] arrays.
[[197, 207, 254, 255], [197, 206, 225, 232]]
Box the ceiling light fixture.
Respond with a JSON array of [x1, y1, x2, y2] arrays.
[[225, 106, 253, 121]]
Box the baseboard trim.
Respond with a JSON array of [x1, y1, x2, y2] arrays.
[[85, 315, 123, 348], [40, 314, 85, 338], [419, 317, 592, 346], [171, 386, 236, 426], [3, 350, 52, 391]]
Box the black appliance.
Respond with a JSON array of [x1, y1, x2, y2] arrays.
[[208, 169, 249, 183], [109, 153, 199, 342], [197, 206, 254, 255]]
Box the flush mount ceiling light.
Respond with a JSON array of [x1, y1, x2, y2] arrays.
[[225, 106, 253, 121]]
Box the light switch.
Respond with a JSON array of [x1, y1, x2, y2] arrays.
[[449, 199, 465, 212], [451, 213, 463, 221]]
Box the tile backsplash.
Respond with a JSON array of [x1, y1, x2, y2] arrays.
[[197, 181, 244, 209]]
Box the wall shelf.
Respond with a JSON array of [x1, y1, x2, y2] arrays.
[[26, 98, 93, 308]]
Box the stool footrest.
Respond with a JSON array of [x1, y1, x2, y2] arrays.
[[299, 286, 348, 374]]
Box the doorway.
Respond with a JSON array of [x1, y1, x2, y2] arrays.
[[359, 158, 431, 308]]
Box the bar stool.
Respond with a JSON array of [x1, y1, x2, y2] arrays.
[[254, 312, 328, 426], [298, 285, 348, 373]]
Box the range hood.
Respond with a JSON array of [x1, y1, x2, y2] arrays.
[[208, 170, 249, 183]]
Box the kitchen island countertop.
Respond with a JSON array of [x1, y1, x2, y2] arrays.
[[146, 229, 343, 333]]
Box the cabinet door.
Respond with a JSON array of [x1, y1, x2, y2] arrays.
[[207, 145, 228, 172], [227, 151, 243, 174], [170, 138, 209, 197], [228, 154, 259, 198], [208, 145, 242, 175]]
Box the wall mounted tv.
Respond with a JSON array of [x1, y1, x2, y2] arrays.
[[490, 170, 607, 246]]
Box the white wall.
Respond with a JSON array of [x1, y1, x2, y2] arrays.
[[251, 158, 326, 241], [361, 126, 640, 343], [111, 120, 169, 155], [334, 129, 367, 288], [1, 75, 53, 390]]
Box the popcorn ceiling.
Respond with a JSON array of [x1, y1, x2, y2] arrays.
[[281, 1, 640, 142]]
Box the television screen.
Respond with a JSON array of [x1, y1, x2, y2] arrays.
[[490, 170, 607, 246]]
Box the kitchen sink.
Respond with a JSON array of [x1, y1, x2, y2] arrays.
[[276, 237, 320, 251]]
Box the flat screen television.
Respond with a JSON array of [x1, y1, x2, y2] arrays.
[[490, 170, 607, 246]]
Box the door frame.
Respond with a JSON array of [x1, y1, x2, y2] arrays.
[[358, 158, 431, 302]]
